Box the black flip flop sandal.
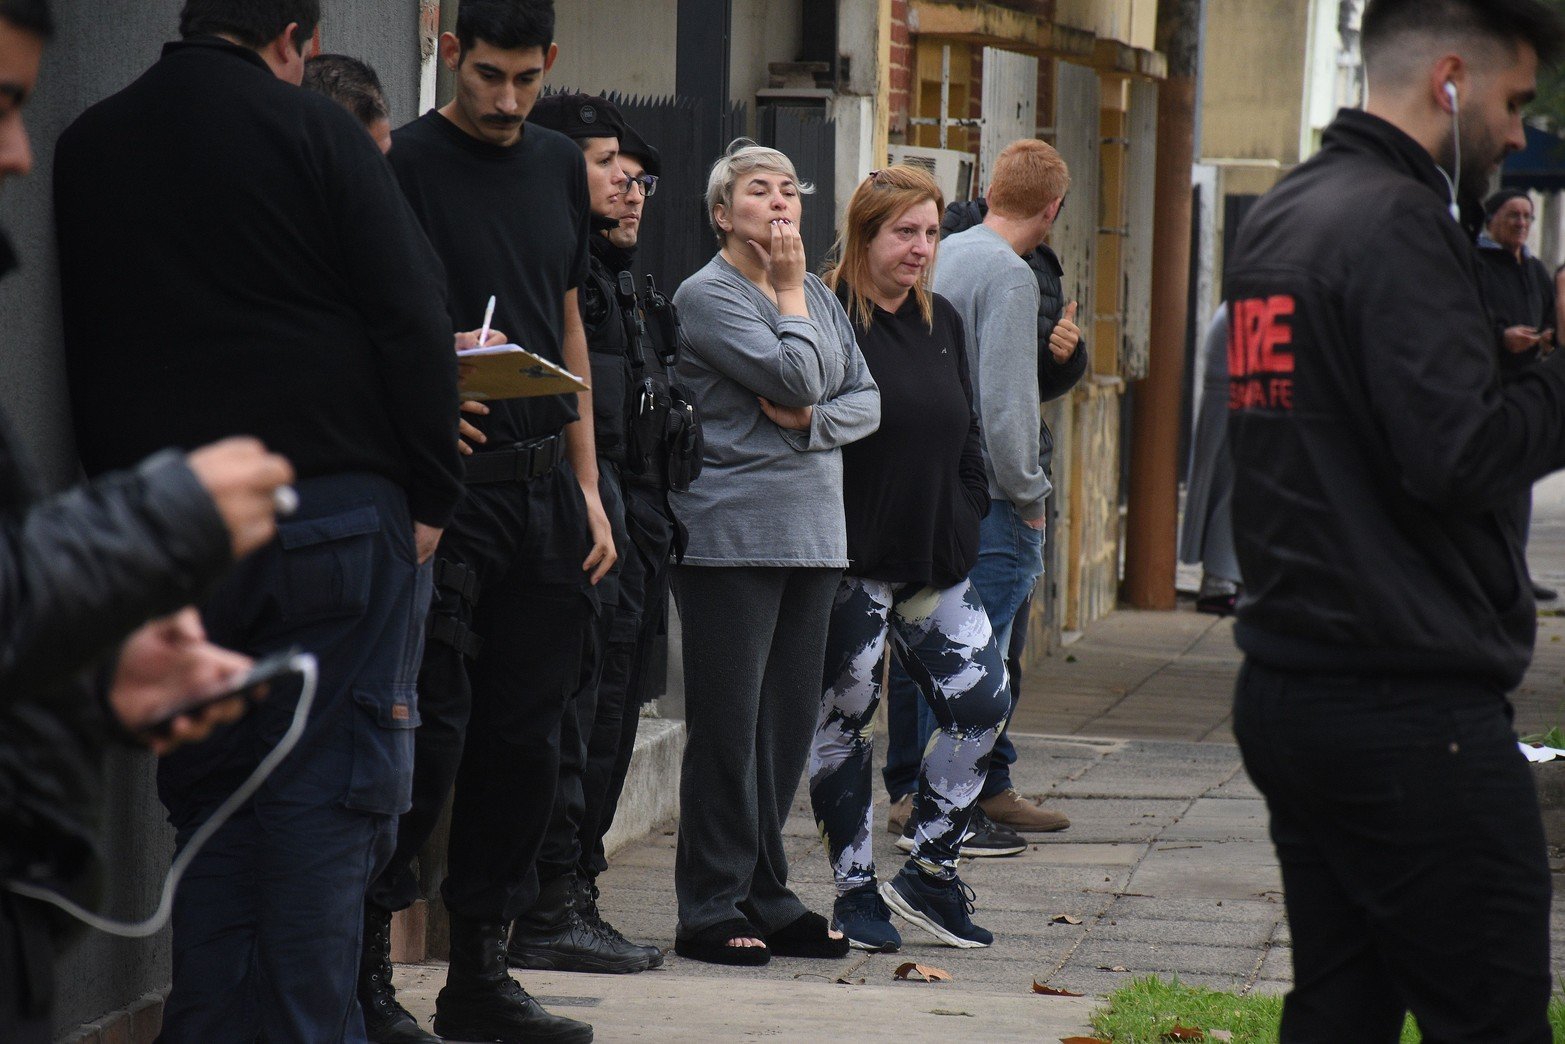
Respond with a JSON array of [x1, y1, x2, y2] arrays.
[[763, 910, 850, 959], [673, 918, 771, 966]]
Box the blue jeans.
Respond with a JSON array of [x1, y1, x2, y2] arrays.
[[157, 473, 428, 1044], [885, 500, 1042, 801]]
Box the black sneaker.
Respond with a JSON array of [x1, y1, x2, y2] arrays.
[[895, 807, 1027, 857], [831, 883, 902, 952], [879, 868, 993, 948]]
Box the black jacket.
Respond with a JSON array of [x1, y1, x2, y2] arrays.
[[941, 199, 1088, 472], [54, 37, 462, 527], [583, 234, 635, 465], [1225, 108, 1565, 690], [0, 403, 232, 918], [1475, 236, 1556, 374]]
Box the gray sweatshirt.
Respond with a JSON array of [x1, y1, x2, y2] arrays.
[[672, 254, 881, 566], [934, 224, 1051, 519]]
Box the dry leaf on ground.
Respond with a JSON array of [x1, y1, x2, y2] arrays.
[[835, 977, 865, 985], [894, 962, 952, 982], [1164, 1027, 1205, 1041], [1208, 1032, 1234, 1042], [1032, 981, 1084, 996], [1050, 914, 1083, 925], [928, 1009, 974, 1017], [1097, 964, 1130, 972]]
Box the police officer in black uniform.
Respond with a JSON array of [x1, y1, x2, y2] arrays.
[[510, 93, 698, 973]]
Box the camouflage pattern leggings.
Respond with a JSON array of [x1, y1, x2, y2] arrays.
[[809, 576, 1011, 892]]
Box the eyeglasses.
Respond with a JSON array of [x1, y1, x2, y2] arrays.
[[624, 173, 659, 198]]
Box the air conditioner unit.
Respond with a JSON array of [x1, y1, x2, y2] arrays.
[[886, 145, 976, 203]]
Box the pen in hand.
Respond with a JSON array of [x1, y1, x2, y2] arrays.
[[477, 295, 496, 350]]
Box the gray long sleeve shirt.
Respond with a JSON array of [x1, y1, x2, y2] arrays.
[[671, 255, 881, 566], [934, 224, 1051, 519]]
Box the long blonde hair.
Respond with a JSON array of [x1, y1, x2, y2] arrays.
[[824, 165, 945, 330]]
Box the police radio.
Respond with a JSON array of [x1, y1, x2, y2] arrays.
[[616, 271, 674, 477], [640, 275, 704, 492]]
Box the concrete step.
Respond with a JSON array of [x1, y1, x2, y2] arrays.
[[390, 715, 686, 963]]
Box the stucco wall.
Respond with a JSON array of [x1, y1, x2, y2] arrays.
[[728, 0, 802, 114], [1200, 0, 1310, 165], [0, 2, 421, 1033], [549, 0, 680, 99]]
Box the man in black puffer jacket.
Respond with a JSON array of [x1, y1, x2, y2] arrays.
[[0, 4, 293, 1038], [1226, 0, 1565, 1037], [883, 194, 1086, 835]]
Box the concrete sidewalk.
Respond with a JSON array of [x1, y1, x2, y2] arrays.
[[389, 503, 1565, 1041]]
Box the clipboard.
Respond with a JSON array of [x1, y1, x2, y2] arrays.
[[457, 344, 589, 401]]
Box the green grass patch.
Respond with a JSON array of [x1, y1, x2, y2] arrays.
[[1089, 977, 1565, 1042], [1087, 976, 1415, 1043]]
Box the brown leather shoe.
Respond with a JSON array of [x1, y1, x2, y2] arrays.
[[886, 794, 913, 835], [978, 788, 1070, 832]]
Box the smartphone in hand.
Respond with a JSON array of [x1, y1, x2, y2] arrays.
[[137, 646, 304, 740]]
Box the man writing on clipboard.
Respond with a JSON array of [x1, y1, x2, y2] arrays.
[[357, 1, 610, 1041]]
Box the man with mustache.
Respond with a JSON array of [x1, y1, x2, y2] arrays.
[[359, 1, 606, 1041], [1226, 0, 1565, 1038]]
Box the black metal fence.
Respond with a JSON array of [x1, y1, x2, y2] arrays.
[[608, 92, 747, 289], [548, 89, 838, 291], [758, 103, 838, 272]]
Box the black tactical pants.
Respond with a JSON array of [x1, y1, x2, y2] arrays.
[[538, 473, 677, 886], [367, 463, 592, 924]]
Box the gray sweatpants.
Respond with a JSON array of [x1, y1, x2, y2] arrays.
[[671, 564, 842, 936]]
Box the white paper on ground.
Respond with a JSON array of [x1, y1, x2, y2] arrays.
[[1520, 741, 1565, 763]]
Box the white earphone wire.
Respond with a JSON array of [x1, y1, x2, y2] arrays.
[[3, 653, 319, 939]]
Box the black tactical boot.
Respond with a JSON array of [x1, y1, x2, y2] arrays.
[[506, 873, 652, 974], [434, 917, 593, 1043], [358, 904, 442, 1044], [573, 875, 664, 970]]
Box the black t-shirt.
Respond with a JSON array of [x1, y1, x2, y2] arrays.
[[390, 111, 591, 444], [839, 288, 990, 587]]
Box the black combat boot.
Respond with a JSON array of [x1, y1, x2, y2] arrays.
[[434, 917, 593, 1043], [358, 904, 442, 1044], [573, 875, 665, 970], [506, 873, 652, 974]]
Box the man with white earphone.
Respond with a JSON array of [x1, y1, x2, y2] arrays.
[[1225, 0, 1565, 1040]]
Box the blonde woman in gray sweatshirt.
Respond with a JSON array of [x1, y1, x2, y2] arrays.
[[669, 140, 879, 966]]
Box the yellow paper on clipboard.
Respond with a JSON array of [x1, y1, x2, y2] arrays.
[[457, 344, 589, 401]]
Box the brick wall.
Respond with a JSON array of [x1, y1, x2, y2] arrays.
[[889, 0, 912, 141]]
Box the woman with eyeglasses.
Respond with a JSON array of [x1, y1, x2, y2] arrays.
[[809, 165, 1011, 952], [668, 140, 879, 966]]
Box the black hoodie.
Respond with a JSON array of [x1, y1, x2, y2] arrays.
[[1225, 108, 1565, 690]]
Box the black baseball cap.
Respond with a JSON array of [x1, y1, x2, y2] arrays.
[[527, 92, 625, 143]]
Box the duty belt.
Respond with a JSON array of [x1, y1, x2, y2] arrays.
[[462, 433, 565, 485]]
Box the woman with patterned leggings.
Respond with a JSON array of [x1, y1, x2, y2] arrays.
[[809, 165, 1012, 950]]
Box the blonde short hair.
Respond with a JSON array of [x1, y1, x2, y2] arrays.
[[705, 138, 815, 243], [986, 139, 1070, 220]]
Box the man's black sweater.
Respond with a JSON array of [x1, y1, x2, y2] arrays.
[[839, 288, 989, 587], [54, 38, 462, 527], [1475, 236, 1556, 374], [388, 111, 590, 447], [1225, 108, 1565, 690]]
